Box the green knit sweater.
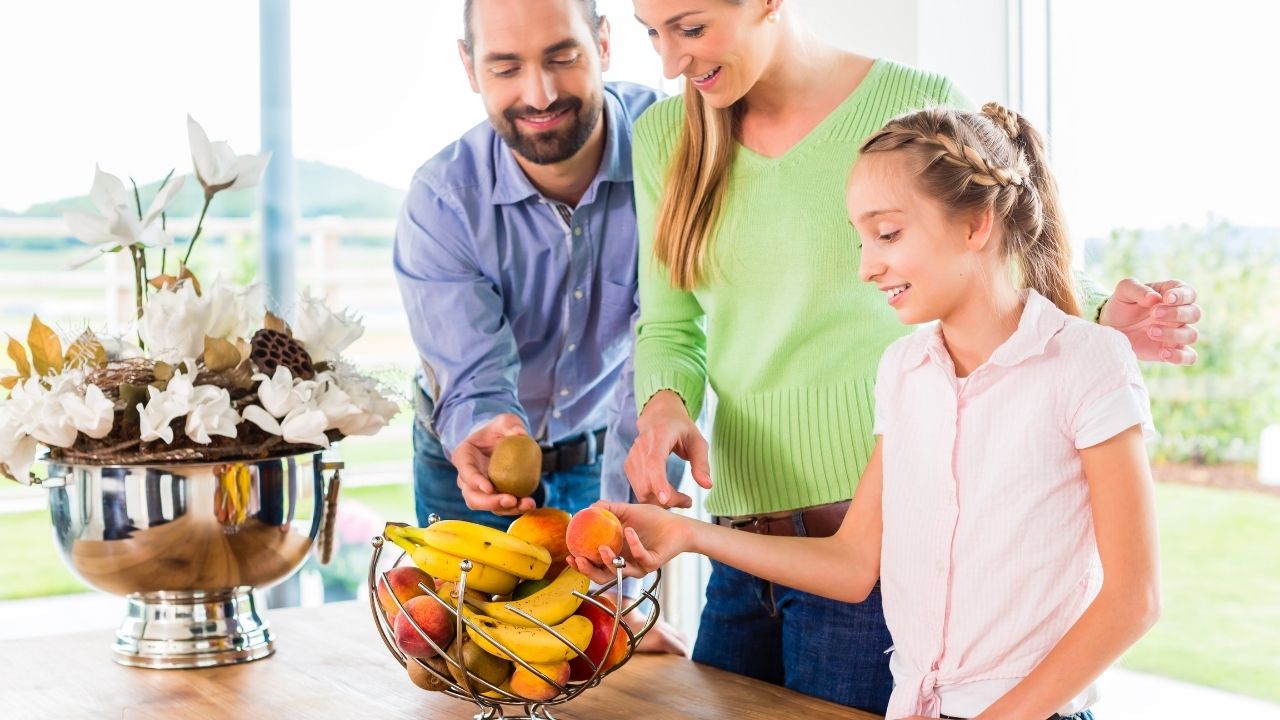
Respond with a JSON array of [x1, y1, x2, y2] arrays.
[[632, 59, 1105, 516]]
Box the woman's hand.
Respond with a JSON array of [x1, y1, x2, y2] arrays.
[[626, 390, 712, 509], [1099, 278, 1200, 366], [565, 501, 695, 583]]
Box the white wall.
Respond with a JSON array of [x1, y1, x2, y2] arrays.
[[795, 0, 1013, 107]]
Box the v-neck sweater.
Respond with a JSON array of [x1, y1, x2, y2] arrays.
[[631, 59, 968, 515]]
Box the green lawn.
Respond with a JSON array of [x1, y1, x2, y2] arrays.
[[1, 481, 1277, 703], [1119, 483, 1280, 704]]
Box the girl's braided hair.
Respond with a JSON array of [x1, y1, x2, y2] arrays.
[[859, 102, 1080, 316]]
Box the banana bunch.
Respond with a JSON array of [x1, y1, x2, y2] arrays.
[[461, 604, 592, 664], [384, 521, 551, 596], [215, 463, 252, 525], [473, 567, 590, 627]]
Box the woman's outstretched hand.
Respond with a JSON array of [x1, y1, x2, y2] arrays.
[[627, 390, 712, 509]]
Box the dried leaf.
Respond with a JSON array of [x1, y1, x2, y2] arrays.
[[178, 263, 202, 296], [234, 338, 251, 362], [27, 315, 63, 377], [6, 335, 30, 379], [226, 358, 256, 390], [0, 376, 18, 391], [263, 311, 288, 334], [149, 274, 180, 291], [153, 361, 174, 383], [119, 383, 148, 429], [203, 336, 240, 372], [65, 330, 108, 370]]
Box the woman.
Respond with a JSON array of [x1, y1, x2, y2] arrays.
[[625, 0, 1199, 713]]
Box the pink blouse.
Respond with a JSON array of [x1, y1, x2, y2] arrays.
[[873, 290, 1154, 719]]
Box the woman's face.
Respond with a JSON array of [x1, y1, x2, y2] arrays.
[[848, 152, 986, 326], [633, 0, 774, 109]]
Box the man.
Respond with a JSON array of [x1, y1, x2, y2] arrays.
[[393, 0, 683, 650]]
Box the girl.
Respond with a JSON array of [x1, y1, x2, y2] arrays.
[[627, 0, 1194, 712], [574, 102, 1161, 720]]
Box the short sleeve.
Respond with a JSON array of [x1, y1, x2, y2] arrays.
[[1069, 328, 1156, 449]]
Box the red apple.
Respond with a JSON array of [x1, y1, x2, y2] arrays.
[[377, 566, 433, 625], [568, 596, 629, 681]]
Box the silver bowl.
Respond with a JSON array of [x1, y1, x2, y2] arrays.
[[41, 451, 342, 669]]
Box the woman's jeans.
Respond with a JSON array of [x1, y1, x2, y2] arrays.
[[692, 558, 895, 714]]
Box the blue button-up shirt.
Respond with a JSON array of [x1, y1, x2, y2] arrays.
[[393, 82, 661, 491]]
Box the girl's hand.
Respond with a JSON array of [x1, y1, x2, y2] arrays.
[[565, 501, 693, 583], [626, 391, 712, 509], [1099, 278, 1200, 365]]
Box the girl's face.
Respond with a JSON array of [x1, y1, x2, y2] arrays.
[[848, 152, 989, 325], [633, 0, 774, 109]]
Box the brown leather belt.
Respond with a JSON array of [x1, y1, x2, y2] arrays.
[[712, 500, 850, 538]]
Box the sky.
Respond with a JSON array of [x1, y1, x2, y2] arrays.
[[0, 0, 1277, 239]]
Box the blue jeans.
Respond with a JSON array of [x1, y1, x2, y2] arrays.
[[412, 422, 603, 530], [692, 558, 895, 714]]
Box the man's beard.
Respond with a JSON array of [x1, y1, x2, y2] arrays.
[[496, 94, 602, 165]]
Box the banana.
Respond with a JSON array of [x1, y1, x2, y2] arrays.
[[461, 605, 592, 665], [418, 519, 551, 581], [385, 523, 519, 596], [473, 567, 589, 627]]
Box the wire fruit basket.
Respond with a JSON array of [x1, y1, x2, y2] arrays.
[[367, 518, 662, 720]]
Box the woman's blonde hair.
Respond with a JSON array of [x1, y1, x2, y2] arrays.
[[651, 3, 745, 291], [859, 102, 1080, 316]]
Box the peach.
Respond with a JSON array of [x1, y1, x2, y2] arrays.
[[565, 507, 624, 564], [509, 660, 571, 701], [568, 596, 629, 681], [377, 566, 433, 625], [394, 594, 456, 658], [508, 508, 572, 566]]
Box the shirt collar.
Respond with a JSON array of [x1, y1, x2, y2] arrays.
[[904, 289, 1070, 371], [490, 87, 629, 206]]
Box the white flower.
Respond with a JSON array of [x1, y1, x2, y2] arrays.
[[63, 165, 185, 269], [253, 366, 317, 418], [291, 292, 363, 363], [187, 115, 271, 197], [139, 283, 211, 365], [315, 369, 398, 436], [204, 281, 262, 342], [0, 403, 39, 483], [136, 373, 196, 443], [11, 378, 77, 448], [60, 384, 114, 439], [242, 404, 330, 448], [185, 386, 239, 444]]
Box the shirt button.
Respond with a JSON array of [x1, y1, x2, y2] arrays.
[[552, 410, 562, 419], [573, 226, 582, 236], [574, 289, 584, 300], [567, 343, 577, 352], [559, 388, 570, 397]]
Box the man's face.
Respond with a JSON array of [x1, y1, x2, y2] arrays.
[[462, 0, 611, 165]]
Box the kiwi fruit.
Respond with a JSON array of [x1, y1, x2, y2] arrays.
[[488, 435, 542, 497]]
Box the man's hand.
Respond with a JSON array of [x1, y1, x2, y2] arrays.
[[625, 391, 711, 509], [451, 413, 537, 515], [1099, 278, 1200, 366]]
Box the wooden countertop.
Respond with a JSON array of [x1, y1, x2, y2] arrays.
[[0, 600, 881, 719]]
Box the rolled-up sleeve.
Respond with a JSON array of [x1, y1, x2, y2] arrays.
[[393, 179, 527, 455]]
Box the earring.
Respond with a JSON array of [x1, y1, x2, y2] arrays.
[[767, 11, 780, 23]]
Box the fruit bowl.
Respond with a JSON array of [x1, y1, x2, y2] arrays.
[[367, 516, 661, 720]]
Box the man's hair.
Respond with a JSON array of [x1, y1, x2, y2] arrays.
[[462, 0, 601, 54]]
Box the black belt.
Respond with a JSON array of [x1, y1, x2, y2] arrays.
[[540, 428, 606, 474]]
